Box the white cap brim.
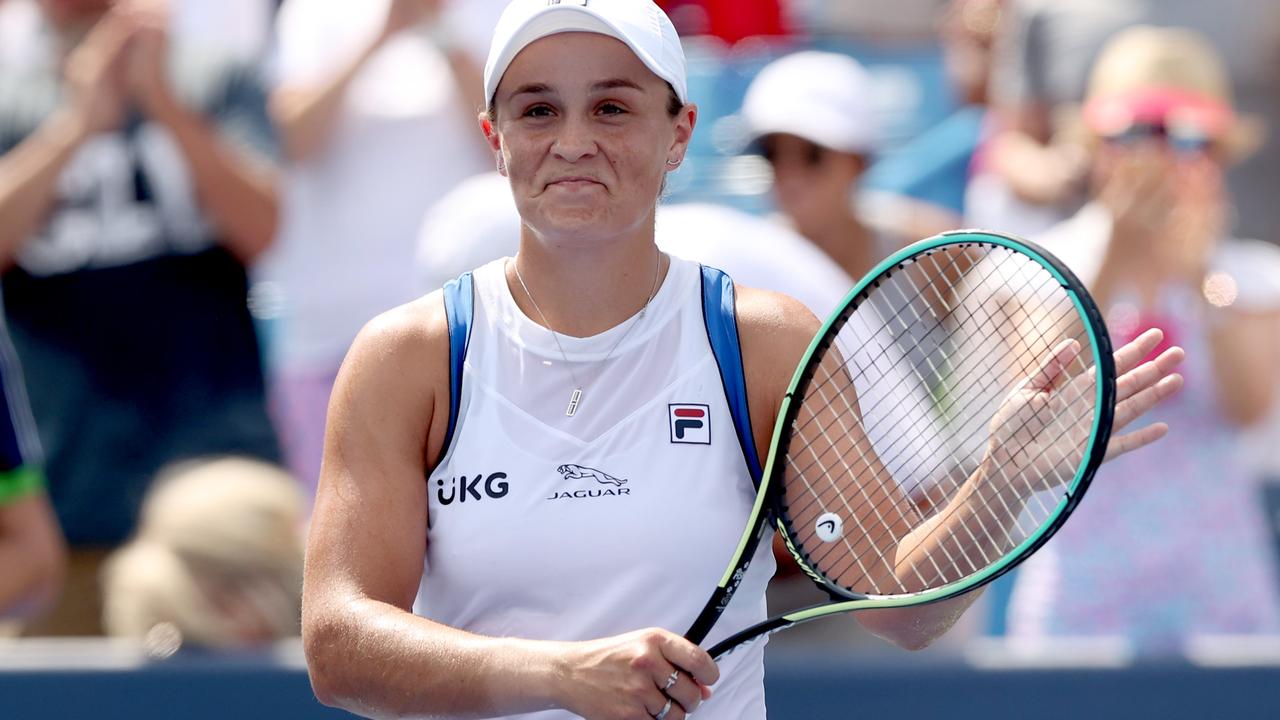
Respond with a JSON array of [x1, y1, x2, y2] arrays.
[[484, 2, 688, 107]]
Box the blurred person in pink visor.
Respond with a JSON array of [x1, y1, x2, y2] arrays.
[[1006, 26, 1280, 653]]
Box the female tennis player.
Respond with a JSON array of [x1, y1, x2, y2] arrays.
[[301, 2, 1183, 718]]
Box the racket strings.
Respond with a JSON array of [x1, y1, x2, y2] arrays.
[[796, 336, 1089, 592], [855, 250, 1080, 486], [785, 252, 1051, 545], [808, 249, 1069, 430], [785, 263, 1036, 591], [792, 246, 1063, 458], [778, 246, 1101, 596], [787, 249, 1073, 521], [819, 275, 1090, 589], [844, 274, 1095, 584], [792, 252, 1082, 505]]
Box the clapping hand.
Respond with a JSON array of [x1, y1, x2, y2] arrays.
[[985, 328, 1183, 501], [61, 10, 133, 136], [116, 0, 179, 121]]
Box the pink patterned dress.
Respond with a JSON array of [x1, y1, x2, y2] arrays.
[[1007, 204, 1280, 654]]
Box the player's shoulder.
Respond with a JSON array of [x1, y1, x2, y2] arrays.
[[341, 291, 450, 395], [358, 291, 448, 350], [734, 284, 822, 401], [734, 284, 823, 341]]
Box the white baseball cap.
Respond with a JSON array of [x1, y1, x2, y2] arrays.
[[483, 0, 688, 107], [741, 51, 878, 156]]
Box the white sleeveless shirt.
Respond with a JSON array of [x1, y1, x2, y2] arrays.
[[414, 256, 776, 720]]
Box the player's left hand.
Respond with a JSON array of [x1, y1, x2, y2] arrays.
[[1102, 327, 1184, 460], [985, 328, 1183, 499]]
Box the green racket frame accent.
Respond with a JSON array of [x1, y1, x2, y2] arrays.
[[687, 230, 1115, 656]]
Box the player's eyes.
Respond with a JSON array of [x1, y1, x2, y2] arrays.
[[522, 104, 555, 119], [597, 102, 627, 116]]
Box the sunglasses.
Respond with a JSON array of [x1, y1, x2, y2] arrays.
[[1102, 122, 1215, 155]]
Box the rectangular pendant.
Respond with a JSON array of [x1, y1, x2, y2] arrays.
[[565, 388, 582, 417]]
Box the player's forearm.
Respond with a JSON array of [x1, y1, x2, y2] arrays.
[[866, 468, 1006, 649], [894, 462, 1023, 590], [305, 597, 563, 719], [153, 102, 278, 263], [0, 110, 89, 269], [856, 586, 984, 651]]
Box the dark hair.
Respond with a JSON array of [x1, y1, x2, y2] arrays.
[[486, 83, 684, 121]]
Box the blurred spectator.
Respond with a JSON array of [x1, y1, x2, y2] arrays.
[[1006, 27, 1280, 654], [863, 0, 1002, 230], [0, 0, 280, 634], [102, 457, 304, 650], [740, 50, 906, 281], [261, 0, 491, 494], [0, 315, 63, 621], [171, 0, 275, 61], [794, 0, 945, 39], [987, 0, 1280, 243], [1, 0, 276, 62], [657, 0, 789, 45]]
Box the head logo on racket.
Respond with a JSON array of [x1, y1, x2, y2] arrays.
[[814, 513, 843, 542]]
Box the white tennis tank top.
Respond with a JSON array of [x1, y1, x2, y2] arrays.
[[414, 256, 776, 720]]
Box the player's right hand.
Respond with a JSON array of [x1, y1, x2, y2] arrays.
[[553, 627, 718, 720]]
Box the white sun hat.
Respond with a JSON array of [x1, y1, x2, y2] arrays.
[[741, 50, 879, 155], [484, 0, 688, 106]]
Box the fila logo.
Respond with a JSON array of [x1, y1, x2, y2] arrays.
[[547, 0, 589, 6], [669, 404, 710, 445]]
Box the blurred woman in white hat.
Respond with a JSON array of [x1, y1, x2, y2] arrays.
[[739, 50, 898, 282], [299, 2, 1181, 717]]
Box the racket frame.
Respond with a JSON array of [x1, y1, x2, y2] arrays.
[[685, 230, 1115, 655]]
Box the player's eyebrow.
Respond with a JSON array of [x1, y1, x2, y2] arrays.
[[590, 78, 644, 93], [509, 79, 644, 98], [509, 83, 554, 98]]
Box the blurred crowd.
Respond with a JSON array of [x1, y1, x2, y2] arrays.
[[1, 0, 1279, 663]]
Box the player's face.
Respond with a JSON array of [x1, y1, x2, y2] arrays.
[[486, 32, 695, 247]]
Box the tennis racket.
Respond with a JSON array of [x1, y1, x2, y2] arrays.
[[685, 229, 1115, 659]]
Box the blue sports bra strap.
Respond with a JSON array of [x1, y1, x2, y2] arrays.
[[441, 272, 475, 459], [699, 265, 764, 486]]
